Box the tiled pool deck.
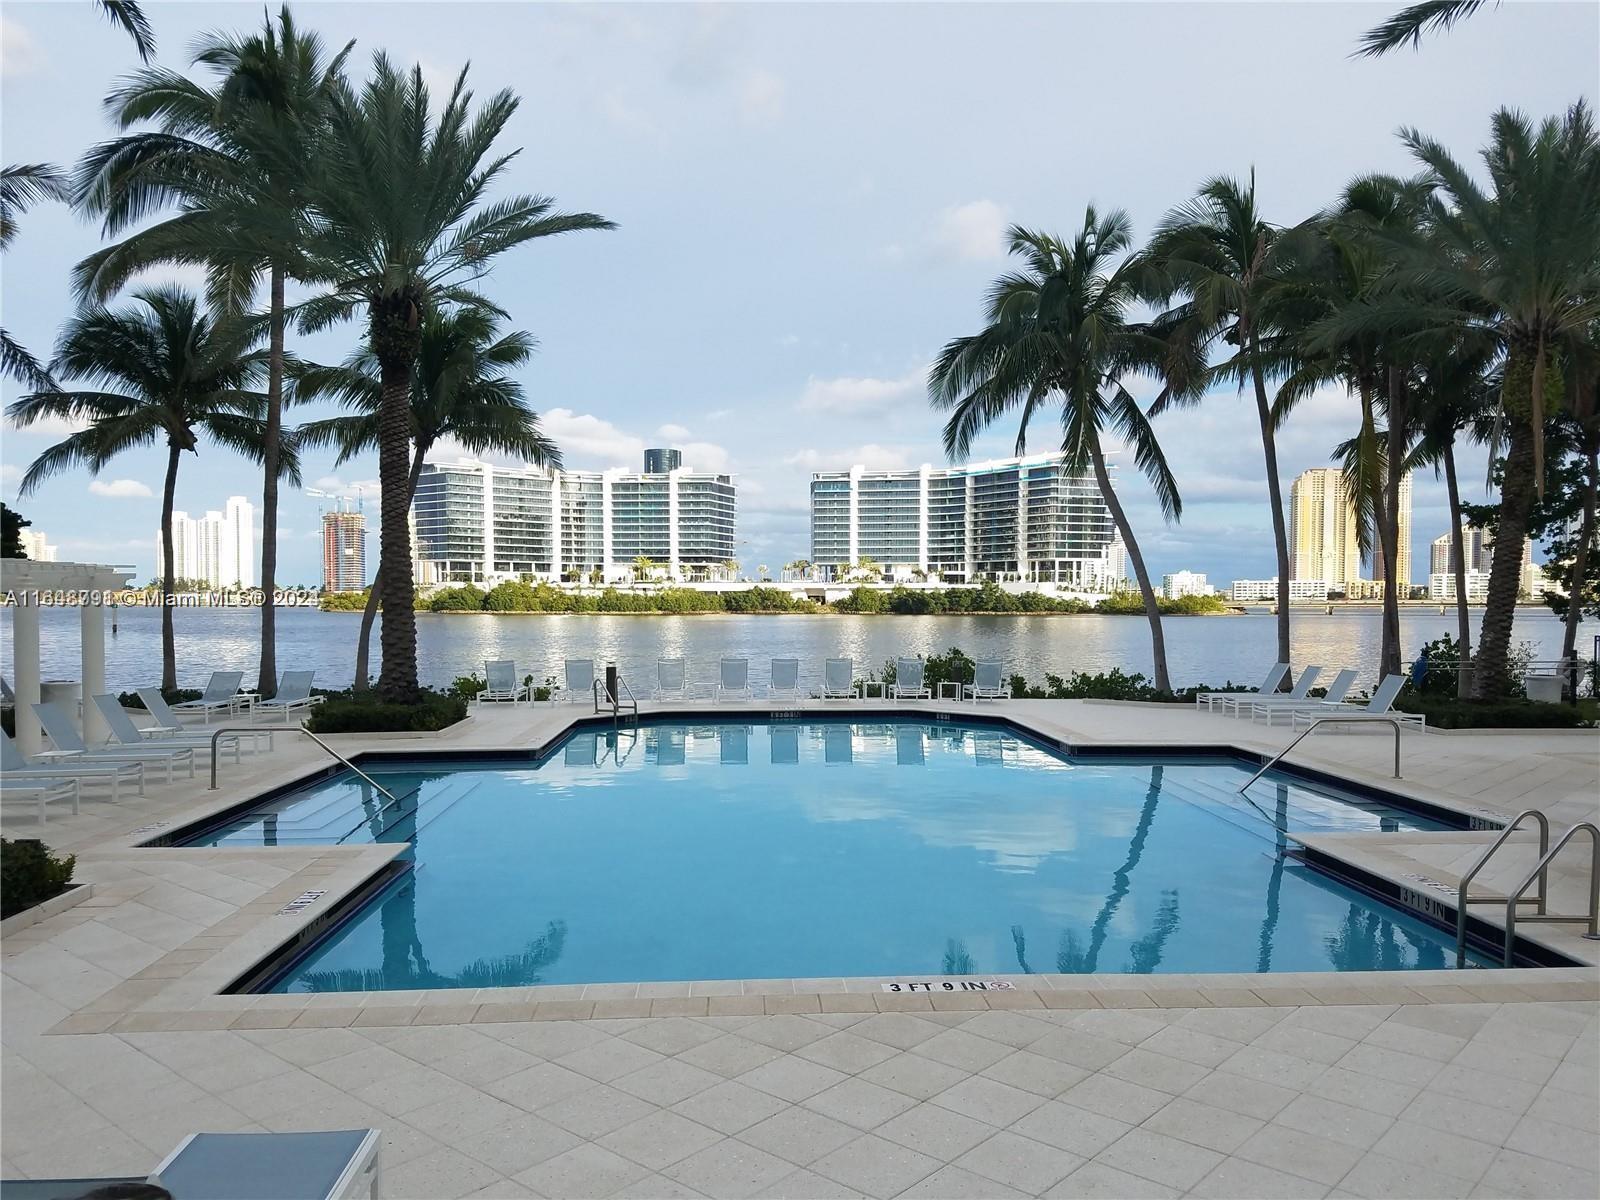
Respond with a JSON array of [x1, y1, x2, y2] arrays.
[[3, 699, 1596, 1197]]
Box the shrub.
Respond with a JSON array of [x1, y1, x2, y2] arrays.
[[117, 687, 202, 710], [305, 689, 468, 734], [1395, 697, 1595, 729], [1, 839, 76, 919], [429, 584, 487, 612], [448, 673, 487, 701], [319, 589, 371, 612]]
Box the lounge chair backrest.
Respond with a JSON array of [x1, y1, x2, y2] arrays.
[[974, 661, 1003, 692], [200, 671, 244, 703], [897, 658, 925, 689], [1258, 663, 1290, 693], [1364, 674, 1405, 712], [33, 702, 88, 752], [825, 659, 853, 692], [771, 658, 799, 690], [91, 694, 146, 744], [1319, 669, 1359, 706], [565, 659, 594, 693], [485, 660, 516, 692], [1, 729, 28, 770], [720, 658, 748, 689], [1, 674, 13, 703], [137, 687, 184, 730], [274, 671, 315, 703], [1284, 666, 1322, 700], [658, 658, 685, 689]]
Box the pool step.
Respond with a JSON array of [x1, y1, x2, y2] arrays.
[[1153, 776, 1284, 848]]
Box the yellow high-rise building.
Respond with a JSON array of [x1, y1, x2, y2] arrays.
[[1289, 468, 1360, 588], [1371, 472, 1414, 586]]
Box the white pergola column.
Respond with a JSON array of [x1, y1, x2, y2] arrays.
[[80, 599, 107, 743], [12, 596, 42, 756]]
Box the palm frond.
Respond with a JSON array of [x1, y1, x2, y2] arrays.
[[1355, 0, 1495, 58]]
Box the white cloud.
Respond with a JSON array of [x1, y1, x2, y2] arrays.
[[0, 464, 20, 486], [798, 368, 924, 416], [657, 423, 692, 441], [4, 411, 90, 437], [88, 479, 152, 499], [600, 90, 659, 138], [737, 68, 785, 125], [704, 408, 733, 421], [0, 16, 43, 76], [779, 333, 800, 347], [681, 441, 730, 472], [931, 200, 1011, 263], [541, 408, 647, 469], [784, 444, 916, 472]]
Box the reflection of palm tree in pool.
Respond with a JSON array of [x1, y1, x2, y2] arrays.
[[1125, 890, 1181, 972], [1323, 903, 1445, 971], [1057, 764, 1165, 973], [300, 775, 569, 991], [1256, 781, 1290, 972], [943, 939, 975, 975]]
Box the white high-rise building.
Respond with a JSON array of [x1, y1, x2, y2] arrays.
[[155, 496, 254, 587], [1162, 570, 1212, 600], [17, 530, 56, 561], [808, 453, 1126, 588]]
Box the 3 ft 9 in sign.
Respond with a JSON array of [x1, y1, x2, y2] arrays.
[[880, 980, 1017, 992]]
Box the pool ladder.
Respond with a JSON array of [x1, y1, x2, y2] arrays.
[[1454, 809, 1600, 967], [593, 673, 638, 724]]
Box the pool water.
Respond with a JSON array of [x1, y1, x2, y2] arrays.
[[186, 720, 1486, 991]]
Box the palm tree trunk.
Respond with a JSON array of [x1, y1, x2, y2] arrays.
[[256, 264, 285, 700], [1381, 366, 1407, 678], [354, 444, 427, 691], [1090, 439, 1170, 693], [159, 441, 182, 693], [1442, 438, 1473, 699], [1560, 437, 1598, 693], [1474, 415, 1536, 700], [1249, 349, 1291, 682], [375, 349, 419, 702]]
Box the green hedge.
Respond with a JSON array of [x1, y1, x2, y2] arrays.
[[305, 689, 468, 734], [1, 839, 76, 919], [1395, 697, 1595, 729], [116, 687, 202, 710]]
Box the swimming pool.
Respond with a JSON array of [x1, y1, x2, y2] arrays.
[[185, 719, 1491, 991]]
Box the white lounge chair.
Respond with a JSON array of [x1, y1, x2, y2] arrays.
[[892, 657, 931, 700], [717, 658, 751, 703], [1197, 663, 1289, 713], [171, 671, 248, 724], [969, 661, 1012, 702], [33, 702, 195, 782], [2, 729, 144, 801], [655, 658, 688, 702], [563, 659, 595, 703], [138, 686, 270, 748], [1291, 674, 1425, 730], [822, 658, 859, 700], [1, 778, 80, 823], [1246, 669, 1358, 725], [479, 660, 530, 705], [92, 695, 265, 761], [769, 658, 801, 701], [1218, 665, 1322, 717], [253, 671, 324, 723]]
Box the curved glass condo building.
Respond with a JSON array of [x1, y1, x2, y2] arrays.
[[810, 453, 1125, 586]]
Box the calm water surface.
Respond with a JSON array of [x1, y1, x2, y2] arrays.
[[3, 604, 1593, 695]]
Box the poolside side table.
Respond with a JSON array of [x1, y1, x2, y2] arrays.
[[938, 682, 964, 703], [861, 680, 888, 702]]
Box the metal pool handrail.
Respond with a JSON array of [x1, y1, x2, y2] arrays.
[[1499, 821, 1600, 968], [208, 725, 400, 807], [592, 674, 639, 721], [1454, 809, 1550, 968], [1238, 715, 1403, 793]]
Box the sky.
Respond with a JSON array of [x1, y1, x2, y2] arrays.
[[3, 1, 1597, 586]]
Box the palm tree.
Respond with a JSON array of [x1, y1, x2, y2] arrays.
[[1, 164, 73, 390], [298, 53, 614, 703], [1369, 104, 1600, 697], [294, 306, 561, 690], [73, 7, 352, 700], [1144, 174, 1312, 677], [6, 288, 283, 690], [930, 214, 1185, 692], [1356, 1, 1497, 57]]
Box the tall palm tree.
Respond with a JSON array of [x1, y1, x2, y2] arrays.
[[1369, 104, 1600, 697], [94, 0, 155, 61], [930, 213, 1186, 692], [1, 164, 72, 389], [1356, 1, 1497, 57], [6, 288, 284, 690], [1144, 174, 1310, 676], [73, 6, 352, 700], [294, 306, 561, 689], [297, 53, 614, 703]]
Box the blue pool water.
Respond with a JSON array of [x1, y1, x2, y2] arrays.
[[185, 720, 1486, 991]]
